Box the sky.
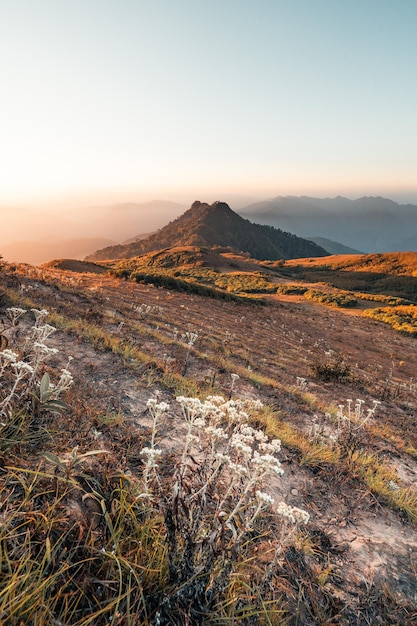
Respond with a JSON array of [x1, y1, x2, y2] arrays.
[[1, 0, 417, 214]]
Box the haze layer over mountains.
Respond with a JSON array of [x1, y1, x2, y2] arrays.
[[240, 196, 417, 254], [1, 195, 416, 264]]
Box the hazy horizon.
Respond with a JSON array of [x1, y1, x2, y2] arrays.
[[1, 2, 417, 205], [2, 191, 417, 265], [2, 190, 417, 244]]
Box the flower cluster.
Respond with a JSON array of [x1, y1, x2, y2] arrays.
[[276, 501, 310, 524], [308, 397, 383, 452], [140, 397, 170, 492], [133, 303, 156, 319], [140, 394, 309, 539], [183, 331, 199, 346], [6, 307, 26, 324], [137, 393, 310, 613], [0, 349, 19, 373], [230, 372, 240, 395], [296, 376, 308, 390], [336, 397, 381, 434], [0, 307, 74, 419]]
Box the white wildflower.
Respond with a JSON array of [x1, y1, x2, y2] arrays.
[[296, 376, 308, 390], [7, 307, 26, 319], [215, 452, 229, 463], [53, 368, 74, 395], [206, 395, 225, 404], [255, 490, 274, 506], [205, 425, 227, 440], [185, 331, 198, 346], [141, 447, 163, 458], [276, 502, 309, 524], [248, 399, 264, 410], [33, 324, 56, 341], [31, 308, 49, 320], [0, 349, 18, 363], [33, 342, 59, 355], [12, 361, 34, 374], [147, 397, 170, 420]]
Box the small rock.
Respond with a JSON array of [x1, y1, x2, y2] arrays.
[[332, 542, 348, 554], [291, 488, 298, 496]]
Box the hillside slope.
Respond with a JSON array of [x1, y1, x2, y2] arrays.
[[285, 251, 417, 276], [1, 260, 416, 624], [86, 200, 328, 262]]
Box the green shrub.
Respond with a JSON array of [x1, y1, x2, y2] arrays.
[[354, 292, 412, 306], [214, 272, 276, 294], [304, 289, 357, 308], [276, 284, 308, 295], [363, 305, 417, 336]]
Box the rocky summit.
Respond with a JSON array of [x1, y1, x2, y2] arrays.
[[85, 200, 329, 261]]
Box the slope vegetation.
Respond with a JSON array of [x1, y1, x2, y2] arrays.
[[283, 252, 417, 302], [1, 257, 417, 624]]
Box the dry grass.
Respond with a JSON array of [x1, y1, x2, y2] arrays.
[[1, 254, 417, 624]]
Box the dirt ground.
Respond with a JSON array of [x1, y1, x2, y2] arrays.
[[2, 263, 417, 621]]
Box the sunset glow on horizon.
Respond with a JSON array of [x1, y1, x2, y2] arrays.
[[1, 0, 417, 212]]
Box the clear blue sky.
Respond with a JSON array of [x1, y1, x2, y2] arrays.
[[1, 0, 417, 208]]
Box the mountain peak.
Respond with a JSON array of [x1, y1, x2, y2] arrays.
[[189, 200, 234, 214], [86, 200, 328, 262]]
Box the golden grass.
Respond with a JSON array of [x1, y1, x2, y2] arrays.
[[2, 262, 417, 624], [362, 305, 417, 336], [348, 451, 417, 523]]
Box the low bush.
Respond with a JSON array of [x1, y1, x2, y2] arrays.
[[310, 353, 351, 383], [304, 289, 357, 308], [214, 272, 277, 294], [276, 284, 308, 295], [111, 265, 265, 304], [354, 292, 413, 306], [362, 305, 417, 336]]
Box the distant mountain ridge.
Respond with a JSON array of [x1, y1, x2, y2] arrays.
[[86, 200, 328, 262], [309, 237, 362, 255], [239, 196, 417, 253], [1, 237, 117, 266], [3, 195, 415, 265]]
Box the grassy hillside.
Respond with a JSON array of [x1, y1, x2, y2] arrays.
[[283, 252, 417, 303], [49, 248, 417, 336], [285, 251, 417, 275], [110, 246, 278, 301], [1, 255, 417, 625]]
